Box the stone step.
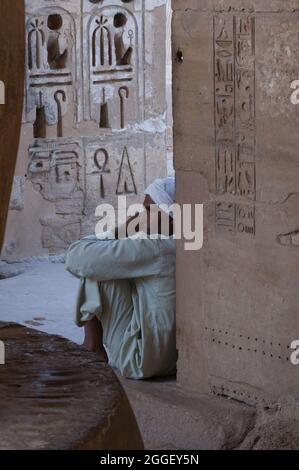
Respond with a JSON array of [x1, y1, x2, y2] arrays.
[[119, 376, 256, 450]]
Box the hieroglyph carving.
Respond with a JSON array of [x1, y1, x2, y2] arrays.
[[86, 6, 138, 128], [116, 146, 137, 195], [28, 141, 84, 203], [26, 7, 76, 135], [214, 15, 256, 236], [22, 1, 151, 253]]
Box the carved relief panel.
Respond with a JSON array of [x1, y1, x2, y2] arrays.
[[25, 1, 81, 136], [23, 1, 143, 252], [83, 0, 141, 129], [6, 0, 167, 256]]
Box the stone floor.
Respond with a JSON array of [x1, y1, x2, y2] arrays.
[[1, 258, 298, 450], [0, 258, 82, 344]]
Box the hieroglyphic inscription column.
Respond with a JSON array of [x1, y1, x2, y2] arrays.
[[214, 14, 256, 237]]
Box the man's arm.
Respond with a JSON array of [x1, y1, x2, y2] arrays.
[[65, 236, 162, 281]]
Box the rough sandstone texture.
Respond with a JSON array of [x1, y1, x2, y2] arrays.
[[3, 0, 169, 260], [0, 322, 143, 450], [119, 377, 256, 450], [120, 375, 299, 450], [173, 0, 299, 404]]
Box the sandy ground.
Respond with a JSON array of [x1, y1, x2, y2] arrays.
[[0, 259, 83, 345]]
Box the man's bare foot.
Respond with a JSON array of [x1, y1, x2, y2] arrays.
[[83, 317, 109, 362], [83, 339, 109, 362], [98, 349, 109, 363]]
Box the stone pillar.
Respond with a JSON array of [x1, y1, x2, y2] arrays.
[[3, 0, 168, 259], [173, 0, 299, 404], [0, 1, 24, 252]]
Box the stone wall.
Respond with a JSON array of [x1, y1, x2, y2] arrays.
[[173, 0, 299, 404], [3, 0, 169, 259]]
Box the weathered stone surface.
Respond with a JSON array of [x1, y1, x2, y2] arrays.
[[0, 261, 24, 280], [238, 396, 299, 449], [121, 375, 299, 450], [0, 322, 143, 450], [120, 376, 256, 450], [40, 215, 81, 254], [239, 419, 299, 450], [3, 0, 169, 259], [173, 0, 299, 402], [9, 177, 25, 212]]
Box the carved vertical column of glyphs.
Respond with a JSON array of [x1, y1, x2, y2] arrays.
[[214, 14, 256, 238]]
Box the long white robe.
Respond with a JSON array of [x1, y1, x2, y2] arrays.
[[65, 235, 177, 379]]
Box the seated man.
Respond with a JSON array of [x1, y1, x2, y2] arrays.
[[65, 178, 177, 379]]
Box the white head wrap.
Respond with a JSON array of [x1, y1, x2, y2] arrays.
[[144, 178, 175, 213], [96, 177, 175, 239]]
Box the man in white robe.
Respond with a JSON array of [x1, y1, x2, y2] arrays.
[[66, 178, 177, 379]]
